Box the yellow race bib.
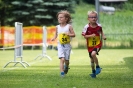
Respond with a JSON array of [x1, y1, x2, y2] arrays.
[[59, 33, 70, 44], [88, 36, 100, 47]]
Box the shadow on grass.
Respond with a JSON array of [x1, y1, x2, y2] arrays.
[[123, 56, 133, 71]]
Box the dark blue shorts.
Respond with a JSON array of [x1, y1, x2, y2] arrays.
[[89, 48, 101, 58]]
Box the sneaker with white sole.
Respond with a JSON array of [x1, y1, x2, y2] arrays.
[[60, 72, 65, 77]]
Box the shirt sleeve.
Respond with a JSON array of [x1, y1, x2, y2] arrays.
[[82, 24, 88, 36]]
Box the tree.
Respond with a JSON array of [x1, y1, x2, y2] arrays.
[[0, 0, 77, 26], [0, 0, 13, 26], [83, 0, 95, 4], [128, 0, 133, 3]]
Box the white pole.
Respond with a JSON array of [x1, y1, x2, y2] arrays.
[[34, 26, 52, 60], [95, 0, 100, 23]]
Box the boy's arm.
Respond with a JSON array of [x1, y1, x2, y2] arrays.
[[82, 31, 96, 39], [84, 34, 96, 39], [82, 25, 95, 39], [66, 25, 75, 37], [101, 30, 106, 40]]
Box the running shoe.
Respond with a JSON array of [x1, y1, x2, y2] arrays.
[[90, 73, 96, 78], [96, 68, 102, 75], [60, 72, 65, 77]]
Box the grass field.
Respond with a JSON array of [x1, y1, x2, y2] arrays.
[[0, 49, 133, 88]]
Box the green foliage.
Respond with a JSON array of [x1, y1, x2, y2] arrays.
[[130, 40, 133, 47], [83, 0, 95, 4], [128, 0, 133, 3], [0, 0, 77, 26], [71, 1, 95, 36], [0, 0, 13, 26], [122, 2, 133, 11]]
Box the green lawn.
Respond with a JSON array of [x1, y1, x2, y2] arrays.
[[0, 49, 133, 88]]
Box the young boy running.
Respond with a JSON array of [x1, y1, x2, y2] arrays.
[[52, 10, 75, 77], [82, 11, 106, 78]]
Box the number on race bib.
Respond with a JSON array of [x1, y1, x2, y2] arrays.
[[59, 33, 70, 44], [88, 36, 100, 47], [92, 40, 96, 45], [62, 37, 67, 42]]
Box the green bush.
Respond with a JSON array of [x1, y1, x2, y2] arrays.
[[122, 2, 133, 11]]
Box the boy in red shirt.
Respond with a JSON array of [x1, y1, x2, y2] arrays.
[[82, 11, 106, 78]]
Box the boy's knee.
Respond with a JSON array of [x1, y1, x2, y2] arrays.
[[91, 53, 96, 57]]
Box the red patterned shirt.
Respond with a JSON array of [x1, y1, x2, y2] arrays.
[[82, 23, 103, 52]]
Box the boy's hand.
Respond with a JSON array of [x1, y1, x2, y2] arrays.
[[51, 38, 55, 41], [91, 33, 96, 37], [84, 33, 95, 39], [103, 36, 106, 40], [65, 32, 69, 36]]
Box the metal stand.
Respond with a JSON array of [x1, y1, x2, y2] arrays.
[[34, 26, 52, 60], [3, 22, 30, 68], [4, 56, 30, 68]]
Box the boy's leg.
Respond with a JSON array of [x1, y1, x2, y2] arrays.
[[64, 60, 70, 74], [89, 58, 96, 78], [64, 46, 71, 74], [91, 51, 99, 66], [60, 57, 65, 76], [89, 52, 95, 71], [90, 58, 95, 70], [65, 60, 69, 66], [91, 51, 101, 75]]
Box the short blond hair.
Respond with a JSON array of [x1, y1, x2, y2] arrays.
[[57, 10, 71, 23], [87, 11, 97, 16]]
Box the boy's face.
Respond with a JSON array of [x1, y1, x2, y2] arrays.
[[58, 14, 67, 24], [88, 13, 97, 24]]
